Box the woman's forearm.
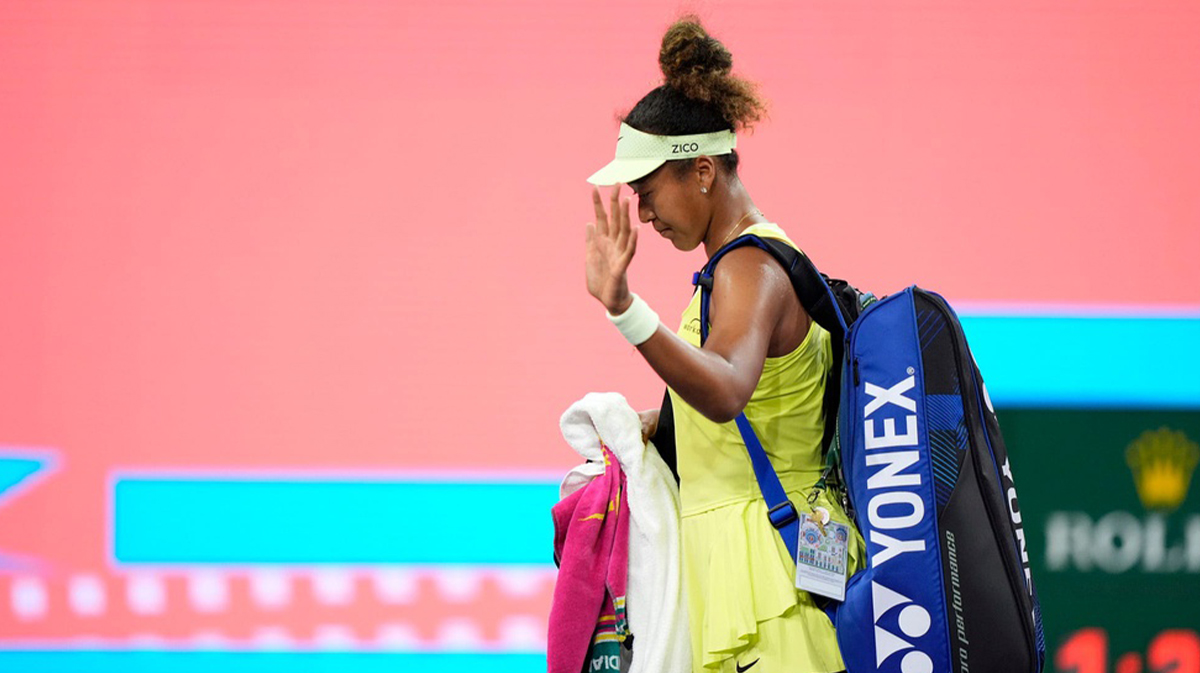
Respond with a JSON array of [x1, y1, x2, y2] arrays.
[[635, 326, 761, 424]]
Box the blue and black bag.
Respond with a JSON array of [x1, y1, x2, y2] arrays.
[[675, 233, 1045, 673]]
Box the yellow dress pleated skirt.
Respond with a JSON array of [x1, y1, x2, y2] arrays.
[[681, 488, 865, 673]]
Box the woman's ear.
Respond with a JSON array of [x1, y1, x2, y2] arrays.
[[694, 156, 716, 193]]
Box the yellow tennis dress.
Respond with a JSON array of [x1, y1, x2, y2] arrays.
[[668, 222, 865, 673]]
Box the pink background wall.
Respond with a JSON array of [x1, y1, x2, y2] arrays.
[[0, 0, 1197, 656]]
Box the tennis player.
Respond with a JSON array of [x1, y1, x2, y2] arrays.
[[584, 16, 863, 673]]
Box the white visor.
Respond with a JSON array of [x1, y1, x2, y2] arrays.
[[587, 123, 737, 185]]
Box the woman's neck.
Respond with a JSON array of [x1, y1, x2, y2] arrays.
[[703, 180, 764, 258]]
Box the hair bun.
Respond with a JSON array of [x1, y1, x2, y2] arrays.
[[655, 16, 765, 131], [659, 17, 733, 90]]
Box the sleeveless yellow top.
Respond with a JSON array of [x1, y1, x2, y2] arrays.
[[667, 222, 863, 673], [669, 222, 831, 517]]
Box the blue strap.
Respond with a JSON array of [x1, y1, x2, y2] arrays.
[[735, 414, 800, 562], [692, 234, 822, 563]]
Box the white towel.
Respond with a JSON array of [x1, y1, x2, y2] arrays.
[[559, 392, 692, 673]]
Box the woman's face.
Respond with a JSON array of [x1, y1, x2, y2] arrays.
[[628, 163, 710, 251]]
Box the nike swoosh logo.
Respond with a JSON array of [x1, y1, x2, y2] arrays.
[[736, 659, 760, 672]]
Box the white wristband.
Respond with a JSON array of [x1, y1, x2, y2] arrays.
[[607, 293, 660, 346]]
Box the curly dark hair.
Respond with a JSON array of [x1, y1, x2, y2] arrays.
[[622, 16, 767, 176]]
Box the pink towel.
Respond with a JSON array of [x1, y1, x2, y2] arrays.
[[549, 445, 630, 673]]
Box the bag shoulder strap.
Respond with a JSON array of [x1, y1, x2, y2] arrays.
[[693, 234, 858, 456], [690, 233, 861, 562], [693, 235, 853, 341]]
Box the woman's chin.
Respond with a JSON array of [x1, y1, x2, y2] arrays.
[[656, 227, 698, 251]]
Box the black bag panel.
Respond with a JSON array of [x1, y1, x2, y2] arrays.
[[915, 296, 971, 515], [914, 289, 1042, 673], [939, 447, 1035, 673], [973, 361, 1047, 666]]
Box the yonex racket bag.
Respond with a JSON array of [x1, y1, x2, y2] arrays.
[[686, 234, 1044, 673], [833, 287, 1044, 673]]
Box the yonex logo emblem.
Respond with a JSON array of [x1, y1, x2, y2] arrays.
[[872, 581, 933, 673], [862, 374, 927, 566]]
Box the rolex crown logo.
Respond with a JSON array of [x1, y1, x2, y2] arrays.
[[1125, 427, 1199, 512]]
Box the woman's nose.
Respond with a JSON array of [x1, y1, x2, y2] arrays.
[[637, 202, 654, 223]]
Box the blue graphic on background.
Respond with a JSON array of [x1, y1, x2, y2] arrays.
[[961, 314, 1200, 408], [114, 477, 559, 565], [0, 651, 544, 673], [0, 455, 51, 506], [0, 449, 57, 569]]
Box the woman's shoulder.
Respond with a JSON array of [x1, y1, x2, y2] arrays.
[[741, 222, 798, 251]]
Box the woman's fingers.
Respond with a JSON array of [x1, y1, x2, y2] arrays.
[[637, 408, 659, 444], [614, 195, 628, 251], [616, 223, 638, 274], [584, 186, 637, 310], [610, 186, 625, 242], [621, 196, 638, 256], [588, 186, 638, 281], [591, 187, 609, 237]]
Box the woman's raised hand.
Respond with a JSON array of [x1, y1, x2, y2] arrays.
[[585, 186, 639, 315]]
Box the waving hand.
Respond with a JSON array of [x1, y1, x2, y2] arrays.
[[585, 186, 639, 315]]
